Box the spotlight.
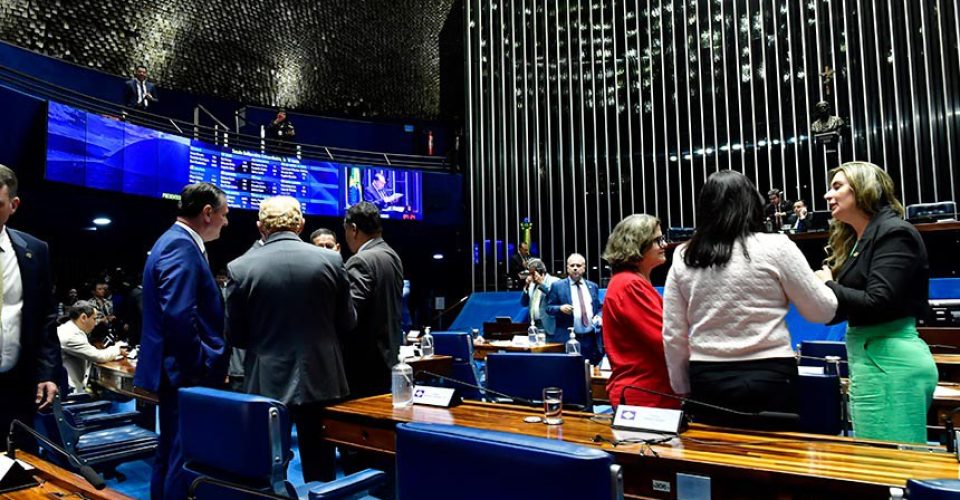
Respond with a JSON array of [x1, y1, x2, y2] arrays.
[[92, 217, 111, 226]]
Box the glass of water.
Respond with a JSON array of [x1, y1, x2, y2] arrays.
[[543, 387, 563, 425]]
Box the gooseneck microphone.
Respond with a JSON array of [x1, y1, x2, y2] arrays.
[[618, 385, 800, 426], [415, 370, 536, 406], [7, 419, 106, 490]]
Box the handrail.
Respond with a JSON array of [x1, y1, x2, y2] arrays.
[[194, 104, 229, 130], [0, 62, 452, 171]]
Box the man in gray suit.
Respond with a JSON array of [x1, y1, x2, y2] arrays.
[[225, 196, 355, 483], [342, 201, 404, 398]]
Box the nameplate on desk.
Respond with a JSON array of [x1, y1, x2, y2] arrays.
[[412, 385, 458, 407], [0, 455, 38, 493], [613, 405, 683, 434], [511, 335, 530, 346], [797, 366, 825, 375]]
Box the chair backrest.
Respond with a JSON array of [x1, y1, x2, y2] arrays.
[[486, 353, 592, 409], [428, 331, 483, 400], [179, 387, 291, 495], [799, 340, 848, 377], [907, 479, 960, 499], [396, 423, 621, 500], [797, 373, 843, 435]]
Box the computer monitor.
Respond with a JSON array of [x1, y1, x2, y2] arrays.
[[808, 210, 832, 232]]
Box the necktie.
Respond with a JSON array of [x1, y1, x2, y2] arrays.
[[531, 286, 541, 320], [575, 281, 590, 328], [140, 82, 148, 107]]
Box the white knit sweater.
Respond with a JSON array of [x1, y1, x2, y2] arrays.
[[661, 233, 838, 394]]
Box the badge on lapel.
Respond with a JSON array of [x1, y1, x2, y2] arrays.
[[24, 252, 32, 259]]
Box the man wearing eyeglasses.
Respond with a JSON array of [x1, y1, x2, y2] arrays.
[[545, 253, 603, 363]]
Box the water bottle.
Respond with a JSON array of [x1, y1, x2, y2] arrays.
[[473, 328, 485, 344], [528, 322, 538, 345], [421, 327, 434, 357], [392, 354, 414, 408], [565, 328, 581, 355]]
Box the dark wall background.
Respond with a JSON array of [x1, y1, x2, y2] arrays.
[[0, 0, 463, 121], [466, 0, 960, 289]]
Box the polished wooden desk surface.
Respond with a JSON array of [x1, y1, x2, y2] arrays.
[[93, 358, 159, 404], [471, 340, 564, 360], [0, 451, 131, 499], [320, 394, 960, 498], [933, 354, 960, 366], [787, 220, 960, 241]]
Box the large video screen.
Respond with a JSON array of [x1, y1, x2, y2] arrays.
[[45, 101, 427, 219], [344, 165, 422, 220]]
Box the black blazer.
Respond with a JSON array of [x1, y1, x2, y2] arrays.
[[8, 228, 60, 387], [343, 238, 404, 398], [826, 206, 928, 327]]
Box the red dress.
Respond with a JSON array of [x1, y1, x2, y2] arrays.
[[602, 271, 680, 409]]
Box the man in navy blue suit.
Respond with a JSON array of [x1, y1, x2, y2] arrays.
[[134, 182, 229, 500], [0, 164, 60, 446], [125, 65, 159, 110], [545, 253, 603, 364]]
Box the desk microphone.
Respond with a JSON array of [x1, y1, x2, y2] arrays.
[[618, 385, 800, 427], [414, 370, 536, 406], [6, 419, 106, 490], [430, 296, 469, 328]]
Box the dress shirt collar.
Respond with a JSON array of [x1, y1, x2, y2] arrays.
[[357, 237, 380, 254], [175, 221, 206, 255]]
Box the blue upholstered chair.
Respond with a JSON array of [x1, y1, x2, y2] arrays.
[[486, 353, 592, 410], [429, 331, 483, 400], [34, 393, 158, 472], [396, 423, 622, 500], [799, 340, 849, 377], [179, 387, 384, 500], [907, 479, 960, 499], [797, 373, 843, 435]]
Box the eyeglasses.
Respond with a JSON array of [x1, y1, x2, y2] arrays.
[[651, 235, 670, 247]]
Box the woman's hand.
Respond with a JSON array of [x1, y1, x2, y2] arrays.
[[814, 265, 834, 282]]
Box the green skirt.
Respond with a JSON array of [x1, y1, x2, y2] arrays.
[[846, 317, 938, 444]]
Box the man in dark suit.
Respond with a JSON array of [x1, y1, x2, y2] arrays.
[[546, 253, 603, 364], [225, 196, 355, 482], [508, 241, 532, 289], [0, 164, 60, 446], [363, 173, 403, 209], [125, 65, 159, 110], [786, 199, 813, 232], [134, 182, 229, 500], [342, 201, 404, 398]]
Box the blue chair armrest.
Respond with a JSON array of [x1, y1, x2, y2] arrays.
[[307, 469, 385, 500]]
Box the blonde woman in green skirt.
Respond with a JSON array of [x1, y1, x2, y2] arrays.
[[815, 161, 937, 444]]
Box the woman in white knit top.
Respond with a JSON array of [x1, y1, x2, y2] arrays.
[[662, 170, 837, 429]]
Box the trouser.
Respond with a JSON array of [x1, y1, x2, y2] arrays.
[[151, 385, 187, 500], [290, 402, 337, 483], [0, 368, 34, 449], [688, 357, 798, 431]]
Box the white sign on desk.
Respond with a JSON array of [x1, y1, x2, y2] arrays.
[[412, 385, 458, 407], [613, 405, 684, 434]]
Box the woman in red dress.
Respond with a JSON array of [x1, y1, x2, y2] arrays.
[[601, 214, 679, 409]]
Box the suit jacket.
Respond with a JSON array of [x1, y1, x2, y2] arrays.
[[344, 238, 404, 397], [124, 78, 158, 108], [225, 232, 356, 405], [57, 321, 120, 393], [545, 277, 601, 341], [363, 184, 397, 209], [786, 211, 813, 231], [5, 228, 60, 390], [508, 253, 530, 284], [826, 206, 929, 327], [520, 274, 559, 336], [134, 224, 226, 392]]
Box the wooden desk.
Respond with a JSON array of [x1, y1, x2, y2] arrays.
[[921, 327, 960, 353], [320, 394, 960, 499], [1, 451, 131, 499], [471, 341, 564, 360], [591, 368, 610, 404], [405, 355, 453, 377], [93, 359, 158, 404]]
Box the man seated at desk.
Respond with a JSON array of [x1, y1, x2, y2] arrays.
[[57, 300, 127, 394], [364, 173, 403, 210]]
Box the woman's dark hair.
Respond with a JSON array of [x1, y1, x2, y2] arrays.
[[683, 170, 766, 268]]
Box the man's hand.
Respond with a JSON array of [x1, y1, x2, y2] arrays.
[[532, 271, 544, 285], [36, 381, 58, 410], [559, 304, 574, 315]]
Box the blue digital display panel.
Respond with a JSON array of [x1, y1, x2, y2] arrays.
[[44, 101, 375, 218]]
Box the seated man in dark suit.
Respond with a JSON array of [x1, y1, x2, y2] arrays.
[[363, 173, 403, 209], [124, 65, 159, 110], [786, 199, 813, 232], [545, 253, 603, 364]]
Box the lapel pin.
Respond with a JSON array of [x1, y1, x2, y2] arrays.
[[25, 252, 32, 259]]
